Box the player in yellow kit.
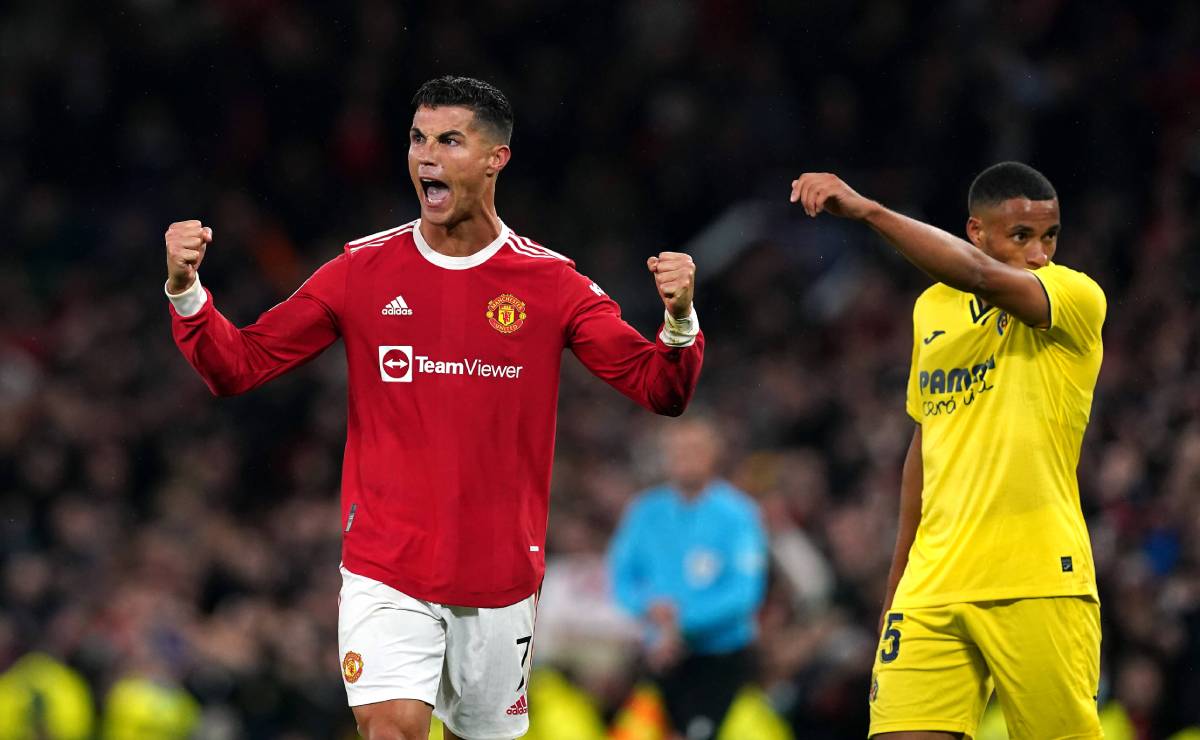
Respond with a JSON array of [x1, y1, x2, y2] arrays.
[[790, 162, 1105, 740]]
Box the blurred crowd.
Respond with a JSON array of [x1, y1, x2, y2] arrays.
[[2, 0, 1200, 738]]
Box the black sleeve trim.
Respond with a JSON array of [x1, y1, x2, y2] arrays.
[[1031, 271, 1053, 330]]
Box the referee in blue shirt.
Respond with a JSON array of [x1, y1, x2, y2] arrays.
[[609, 416, 768, 740]]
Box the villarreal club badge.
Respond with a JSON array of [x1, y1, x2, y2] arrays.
[[487, 293, 527, 334], [343, 651, 364, 683]]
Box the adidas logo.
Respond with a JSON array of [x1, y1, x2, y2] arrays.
[[506, 695, 528, 716], [381, 295, 413, 316]]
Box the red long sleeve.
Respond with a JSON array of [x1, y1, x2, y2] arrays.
[[562, 268, 704, 416], [170, 255, 346, 396]]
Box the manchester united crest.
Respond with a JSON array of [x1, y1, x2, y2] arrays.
[[342, 651, 364, 683], [487, 293, 527, 334]]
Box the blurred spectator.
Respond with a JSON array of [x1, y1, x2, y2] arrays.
[[0, 653, 94, 739], [609, 417, 768, 739], [101, 675, 200, 740], [534, 547, 642, 713]]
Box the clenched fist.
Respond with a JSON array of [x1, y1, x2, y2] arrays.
[[647, 251, 696, 320], [165, 220, 213, 294]]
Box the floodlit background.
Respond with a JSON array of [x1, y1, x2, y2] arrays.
[[2, 1, 1199, 738]]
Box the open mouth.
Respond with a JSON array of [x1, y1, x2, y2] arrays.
[[420, 178, 451, 208]]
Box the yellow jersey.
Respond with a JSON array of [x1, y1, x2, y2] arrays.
[[892, 262, 1105, 608]]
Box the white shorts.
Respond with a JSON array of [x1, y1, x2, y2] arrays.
[[338, 566, 537, 740]]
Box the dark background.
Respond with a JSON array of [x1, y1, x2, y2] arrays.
[[2, 1, 1199, 738]]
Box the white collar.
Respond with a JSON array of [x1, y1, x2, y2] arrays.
[[412, 219, 510, 270]]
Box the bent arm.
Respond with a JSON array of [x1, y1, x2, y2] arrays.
[[569, 304, 704, 417], [861, 205, 1049, 327], [168, 257, 344, 396], [881, 424, 923, 623]]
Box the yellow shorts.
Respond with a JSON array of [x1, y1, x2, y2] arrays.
[[868, 596, 1101, 739]]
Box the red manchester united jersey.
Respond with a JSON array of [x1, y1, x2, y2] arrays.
[[170, 220, 704, 606]]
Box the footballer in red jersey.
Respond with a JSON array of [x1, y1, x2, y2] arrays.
[[163, 76, 704, 739]]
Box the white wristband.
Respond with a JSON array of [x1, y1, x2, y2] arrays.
[[659, 306, 699, 348], [165, 274, 207, 317]]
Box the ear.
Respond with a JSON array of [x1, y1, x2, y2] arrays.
[[487, 145, 511, 177], [965, 215, 985, 248]]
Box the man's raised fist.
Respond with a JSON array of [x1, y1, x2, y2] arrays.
[[165, 220, 213, 294], [647, 251, 696, 320]]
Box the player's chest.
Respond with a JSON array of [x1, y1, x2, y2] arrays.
[[344, 261, 561, 352], [916, 297, 1015, 369], [913, 298, 1020, 416]]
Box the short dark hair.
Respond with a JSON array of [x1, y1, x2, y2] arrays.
[[411, 75, 513, 143], [967, 161, 1057, 213]]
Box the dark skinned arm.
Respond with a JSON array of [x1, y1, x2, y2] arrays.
[[880, 424, 923, 630], [791, 173, 1050, 328]]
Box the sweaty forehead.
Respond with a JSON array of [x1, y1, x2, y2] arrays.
[[411, 105, 480, 135], [983, 197, 1060, 226]]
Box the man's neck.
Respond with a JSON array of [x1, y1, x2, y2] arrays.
[[676, 480, 710, 501], [420, 208, 503, 258]]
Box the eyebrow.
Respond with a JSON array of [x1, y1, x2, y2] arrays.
[[1009, 223, 1060, 233], [410, 127, 466, 138]]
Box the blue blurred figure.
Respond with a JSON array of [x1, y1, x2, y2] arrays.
[[608, 416, 768, 740]]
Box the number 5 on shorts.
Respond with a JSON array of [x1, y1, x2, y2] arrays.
[[880, 613, 904, 663]]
